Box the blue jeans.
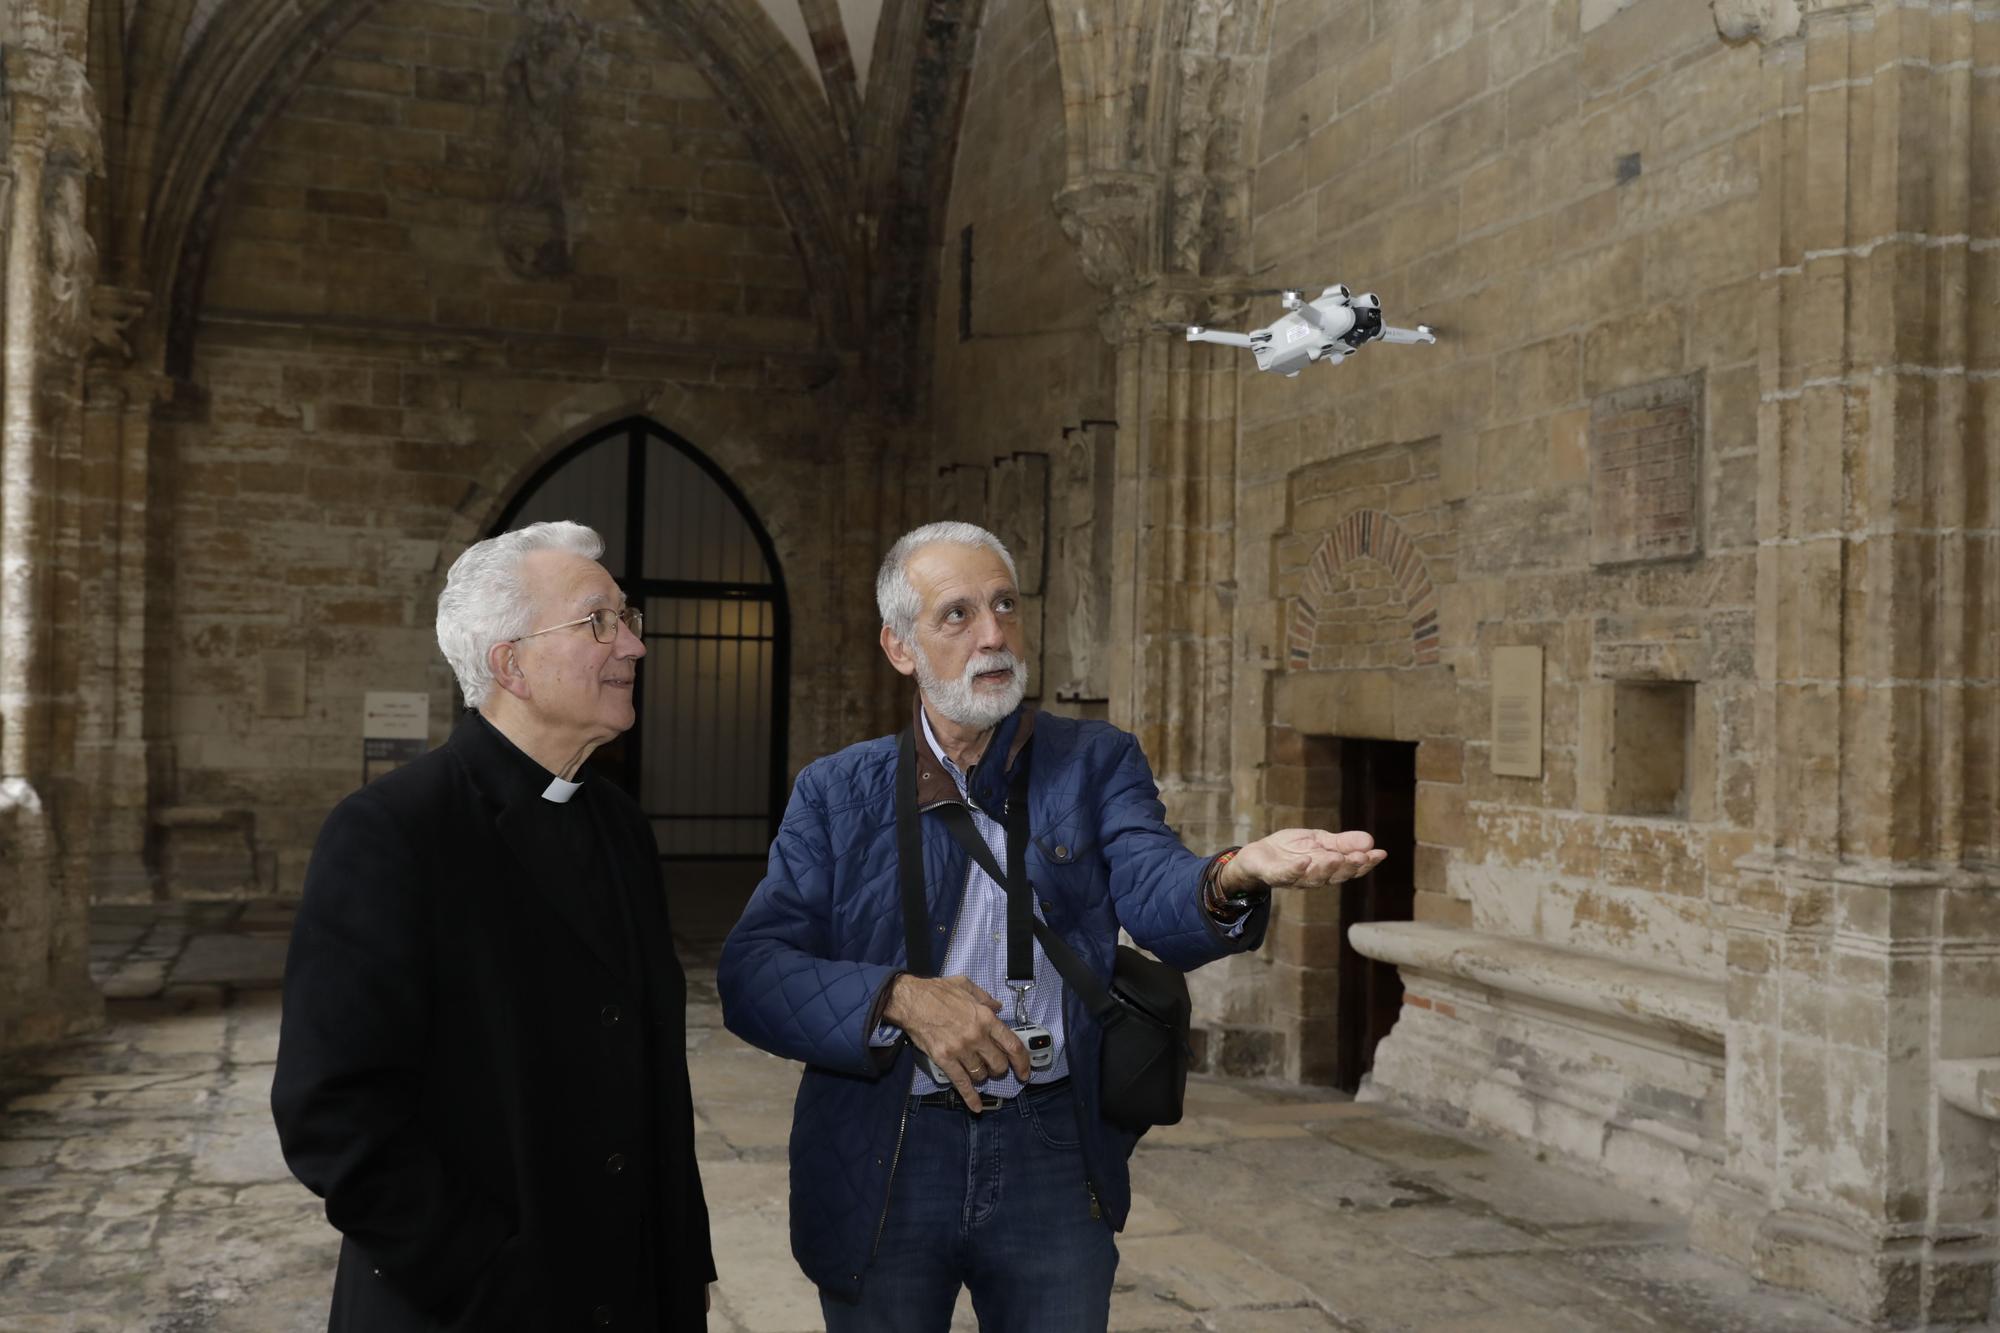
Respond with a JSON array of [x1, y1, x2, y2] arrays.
[[820, 1080, 1118, 1332]]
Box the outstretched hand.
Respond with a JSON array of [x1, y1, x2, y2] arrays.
[[1221, 828, 1386, 895]]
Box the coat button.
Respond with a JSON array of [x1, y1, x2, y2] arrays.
[[605, 1152, 626, 1175], [1054, 845, 1069, 860], [600, 1004, 621, 1028], [593, 1305, 615, 1326]]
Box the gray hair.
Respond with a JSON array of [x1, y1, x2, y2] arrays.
[[437, 520, 604, 707], [875, 521, 1018, 644]]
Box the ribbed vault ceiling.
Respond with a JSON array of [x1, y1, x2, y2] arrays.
[[764, 0, 884, 92], [169, 0, 884, 101]]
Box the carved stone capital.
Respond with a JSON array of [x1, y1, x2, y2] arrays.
[[1097, 276, 1251, 345], [87, 287, 151, 366], [1712, 0, 1802, 44], [1052, 172, 1159, 296]]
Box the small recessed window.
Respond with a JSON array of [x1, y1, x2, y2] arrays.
[[1609, 681, 1693, 817]]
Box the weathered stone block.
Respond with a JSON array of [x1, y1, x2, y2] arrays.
[[1582, 306, 1687, 397]]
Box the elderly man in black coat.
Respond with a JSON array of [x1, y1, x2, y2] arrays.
[[272, 519, 714, 1331]]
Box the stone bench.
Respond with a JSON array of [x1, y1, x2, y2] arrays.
[[1347, 920, 1725, 1049]]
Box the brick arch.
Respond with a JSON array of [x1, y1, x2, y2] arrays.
[[1288, 510, 1440, 669]]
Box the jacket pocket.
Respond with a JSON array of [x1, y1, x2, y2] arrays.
[[1032, 801, 1094, 876], [1021, 1090, 1083, 1150]]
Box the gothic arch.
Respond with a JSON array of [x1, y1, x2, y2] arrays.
[[1287, 510, 1440, 670], [433, 383, 796, 574]]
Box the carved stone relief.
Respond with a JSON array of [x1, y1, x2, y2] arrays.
[[89, 286, 149, 364], [43, 157, 97, 362], [1712, 0, 1802, 43], [1166, 0, 1260, 277], [1049, 422, 1116, 702], [990, 452, 1050, 699], [1052, 172, 1157, 295], [498, 1, 589, 280], [933, 461, 988, 522], [988, 452, 1048, 597]]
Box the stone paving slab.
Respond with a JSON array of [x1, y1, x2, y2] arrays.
[[0, 908, 1884, 1332]]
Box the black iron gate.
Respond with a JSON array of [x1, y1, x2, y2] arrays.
[[492, 417, 789, 859]]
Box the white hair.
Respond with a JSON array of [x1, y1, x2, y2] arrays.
[[437, 520, 604, 707], [875, 521, 1019, 644]]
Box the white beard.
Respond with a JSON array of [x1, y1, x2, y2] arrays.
[[913, 645, 1028, 731]]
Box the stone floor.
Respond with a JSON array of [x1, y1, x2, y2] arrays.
[[0, 902, 1894, 1331]]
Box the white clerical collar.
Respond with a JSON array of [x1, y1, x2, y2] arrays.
[[541, 775, 582, 804]]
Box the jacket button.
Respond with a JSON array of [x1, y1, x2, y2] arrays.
[[593, 1305, 615, 1326], [1054, 845, 1069, 860], [371, 1267, 382, 1278], [605, 1152, 626, 1175], [600, 1004, 621, 1028]]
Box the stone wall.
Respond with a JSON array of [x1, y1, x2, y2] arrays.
[[157, 0, 863, 899], [1232, 0, 1762, 1191]]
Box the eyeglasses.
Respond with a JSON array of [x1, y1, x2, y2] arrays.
[[512, 607, 644, 645]]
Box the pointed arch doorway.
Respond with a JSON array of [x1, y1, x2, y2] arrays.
[[492, 417, 790, 864]]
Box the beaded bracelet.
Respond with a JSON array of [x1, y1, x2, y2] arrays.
[[1201, 846, 1251, 919]]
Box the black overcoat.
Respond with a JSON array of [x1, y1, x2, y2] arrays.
[[272, 712, 714, 1331]]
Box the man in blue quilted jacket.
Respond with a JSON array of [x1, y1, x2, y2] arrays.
[[718, 521, 1386, 1331]]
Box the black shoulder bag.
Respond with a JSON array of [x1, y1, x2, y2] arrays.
[[895, 728, 1192, 1132]]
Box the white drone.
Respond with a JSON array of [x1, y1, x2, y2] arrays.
[[1186, 285, 1435, 377]]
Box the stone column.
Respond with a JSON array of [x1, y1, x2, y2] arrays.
[[1692, 2, 2000, 1324], [1042, 0, 1275, 1069], [839, 417, 925, 747], [1101, 302, 1243, 851], [1049, 172, 1254, 857], [0, 31, 106, 1050], [71, 349, 166, 903]]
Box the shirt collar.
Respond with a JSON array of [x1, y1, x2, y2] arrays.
[[908, 695, 1035, 811]]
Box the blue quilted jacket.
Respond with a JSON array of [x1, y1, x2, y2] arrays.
[[717, 706, 1268, 1300]]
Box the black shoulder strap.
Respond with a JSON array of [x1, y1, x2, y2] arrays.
[[895, 727, 930, 976], [934, 745, 1035, 985], [932, 742, 1125, 1026]]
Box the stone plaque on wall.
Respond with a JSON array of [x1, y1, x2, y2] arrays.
[[1589, 372, 1703, 566], [1491, 646, 1544, 778], [259, 651, 306, 718], [363, 691, 431, 785]]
